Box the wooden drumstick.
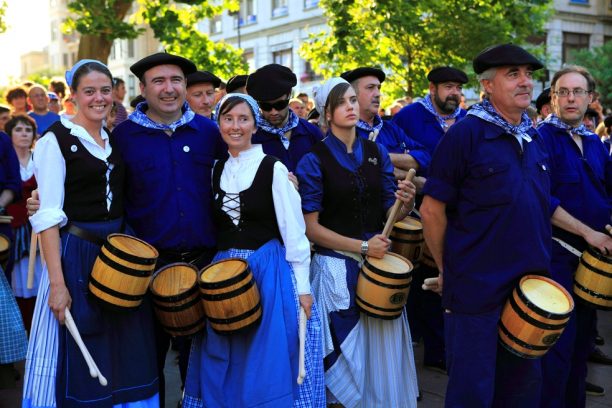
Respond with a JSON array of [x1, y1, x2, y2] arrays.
[[297, 307, 307, 385], [64, 308, 108, 386], [0, 215, 13, 224], [605, 224, 612, 236], [382, 168, 416, 238], [26, 230, 37, 289]]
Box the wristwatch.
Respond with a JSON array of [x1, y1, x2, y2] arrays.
[[360, 240, 369, 255]]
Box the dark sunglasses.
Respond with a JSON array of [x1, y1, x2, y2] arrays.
[[258, 99, 290, 112]]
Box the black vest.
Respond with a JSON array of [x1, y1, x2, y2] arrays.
[[47, 121, 124, 222], [212, 155, 282, 250], [312, 138, 384, 240]]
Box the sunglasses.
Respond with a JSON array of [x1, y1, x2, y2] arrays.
[[258, 99, 290, 112]]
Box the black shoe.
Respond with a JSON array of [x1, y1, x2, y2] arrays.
[[417, 389, 422, 402], [424, 360, 447, 374], [586, 381, 605, 396], [588, 347, 612, 365], [595, 335, 605, 346]]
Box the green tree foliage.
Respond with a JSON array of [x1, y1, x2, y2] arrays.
[[63, 0, 247, 79], [140, 0, 248, 79], [571, 41, 612, 108], [0, 1, 7, 34], [300, 0, 552, 101]]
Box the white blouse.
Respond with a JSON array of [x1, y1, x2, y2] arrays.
[[30, 117, 113, 234], [20, 154, 35, 181], [218, 144, 311, 294]]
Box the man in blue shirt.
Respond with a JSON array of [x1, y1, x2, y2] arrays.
[[0, 131, 21, 280], [186, 70, 222, 119], [246, 64, 323, 172], [112, 52, 226, 407], [341, 67, 431, 183], [421, 44, 551, 407], [27, 85, 60, 136], [537, 65, 612, 408]]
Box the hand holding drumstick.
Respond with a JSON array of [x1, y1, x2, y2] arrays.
[[297, 307, 307, 385]]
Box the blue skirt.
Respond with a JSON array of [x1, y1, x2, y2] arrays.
[[183, 240, 326, 408], [23, 219, 159, 408]]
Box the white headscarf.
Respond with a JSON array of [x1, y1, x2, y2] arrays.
[[313, 77, 350, 126]]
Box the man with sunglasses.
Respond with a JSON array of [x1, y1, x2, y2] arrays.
[[246, 64, 323, 172], [537, 65, 612, 407]]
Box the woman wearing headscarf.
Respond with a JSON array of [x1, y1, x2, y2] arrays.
[[22, 60, 158, 408], [182, 93, 325, 408], [296, 77, 419, 407]]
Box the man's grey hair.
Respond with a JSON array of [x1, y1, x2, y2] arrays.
[[477, 67, 498, 96]]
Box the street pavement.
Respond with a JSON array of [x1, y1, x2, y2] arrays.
[[2, 312, 610, 407]]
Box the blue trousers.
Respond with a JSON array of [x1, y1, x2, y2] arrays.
[[444, 308, 542, 408]]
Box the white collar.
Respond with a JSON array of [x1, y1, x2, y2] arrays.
[[60, 116, 109, 144]]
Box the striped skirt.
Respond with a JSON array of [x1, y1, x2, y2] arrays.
[[0, 264, 28, 364], [311, 250, 419, 408]]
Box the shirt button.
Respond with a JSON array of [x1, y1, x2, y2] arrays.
[[183, 146, 190, 153]]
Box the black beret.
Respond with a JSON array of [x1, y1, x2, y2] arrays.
[[226, 75, 248, 93], [535, 87, 551, 114], [130, 52, 197, 80], [306, 108, 320, 121], [246, 64, 297, 101], [473, 44, 544, 74], [427, 67, 468, 84], [340, 67, 385, 84], [186, 70, 221, 88]]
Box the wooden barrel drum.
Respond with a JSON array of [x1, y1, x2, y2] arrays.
[[150, 263, 206, 336], [0, 233, 9, 271], [89, 233, 158, 310], [498, 275, 574, 359], [199, 258, 262, 334], [390, 216, 423, 264], [356, 252, 413, 319], [573, 247, 612, 310]]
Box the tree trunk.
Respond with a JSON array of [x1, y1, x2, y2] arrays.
[[78, 35, 114, 63]]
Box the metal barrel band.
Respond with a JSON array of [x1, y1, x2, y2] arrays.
[[200, 278, 256, 301], [515, 285, 570, 320], [579, 257, 612, 278], [199, 261, 251, 289], [498, 321, 551, 351], [98, 250, 153, 278], [103, 239, 157, 266], [151, 280, 198, 303], [89, 274, 145, 302], [574, 281, 612, 301], [355, 294, 404, 312], [153, 294, 201, 312], [363, 260, 412, 281], [360, 268, 411, 289], [206, 302, 261, 324], [508, 293, 569, 330], [162, 317, 206, 333]]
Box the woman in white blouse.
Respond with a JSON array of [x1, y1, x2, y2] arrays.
[[22, 60, 159, 408], [182, 93, 325, 407]]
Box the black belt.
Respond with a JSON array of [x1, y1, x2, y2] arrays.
[[63, 223, 105, 246], [157, 247, 214, 266]]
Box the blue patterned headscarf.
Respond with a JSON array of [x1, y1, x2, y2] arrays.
[[216, 93, 261, 128], [65, 59, 107, 87]]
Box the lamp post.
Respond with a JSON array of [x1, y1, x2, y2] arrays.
[[228, 9, 242, 49]]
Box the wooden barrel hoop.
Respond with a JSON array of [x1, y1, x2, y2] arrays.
[[573, 247, 612, 310], [390, 217, 423, 264]]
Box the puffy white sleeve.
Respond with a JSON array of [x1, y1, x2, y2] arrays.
[[271, 161, 311, 294], [29, 132, 67, 233]]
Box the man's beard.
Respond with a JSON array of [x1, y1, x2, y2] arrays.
[[434, 93, 459, 115]]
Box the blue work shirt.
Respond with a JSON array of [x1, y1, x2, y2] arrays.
[[111, 116, 227, 251], [28, 111, 60, 135], [252, 118, 323, 172], [538, 123, 612, 252], [393, 102, 467, 159], [423, 116, 552, 314], [0, 132, 21, 199], [296, 132, 396, 240], [356, 120, 431, 175]]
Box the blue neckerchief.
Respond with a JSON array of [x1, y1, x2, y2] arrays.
[[418, 94, 462, 131], [468, 98, 533, 144], [128, 101, 195, 132], [356, 115, 384, 136], [258, 110, 300, 150], [539, 114, 592, 138]]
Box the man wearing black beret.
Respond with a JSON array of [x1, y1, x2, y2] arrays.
[[226, 74, 248, 94], [340, 67, 430, 183], [112, 52, 227, 406], [186, 70, 222, 119], [421, 44, 551, 406], [247, 64, 323, 172], [393, 67, 468, 155]]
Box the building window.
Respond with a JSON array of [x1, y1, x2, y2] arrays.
[[562, 32, 590, 63], [272, 48, 292, 71], [210, 15, 222, 34], [51, 26, 58, 41], [272, 0, 288, 18], [127, 39, 135, 58], [304, 0, 319, 9], [110, 43, 116, 60], [235, 0, 257, 26], [243, 49, 255, 72], [128, 75, 137, 100], [63, 53, 69, 68], [301, 60, 322, 83], [568, 0, 588, 4]]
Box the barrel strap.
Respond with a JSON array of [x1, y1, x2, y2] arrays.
[[552, 237, 582, 257]]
